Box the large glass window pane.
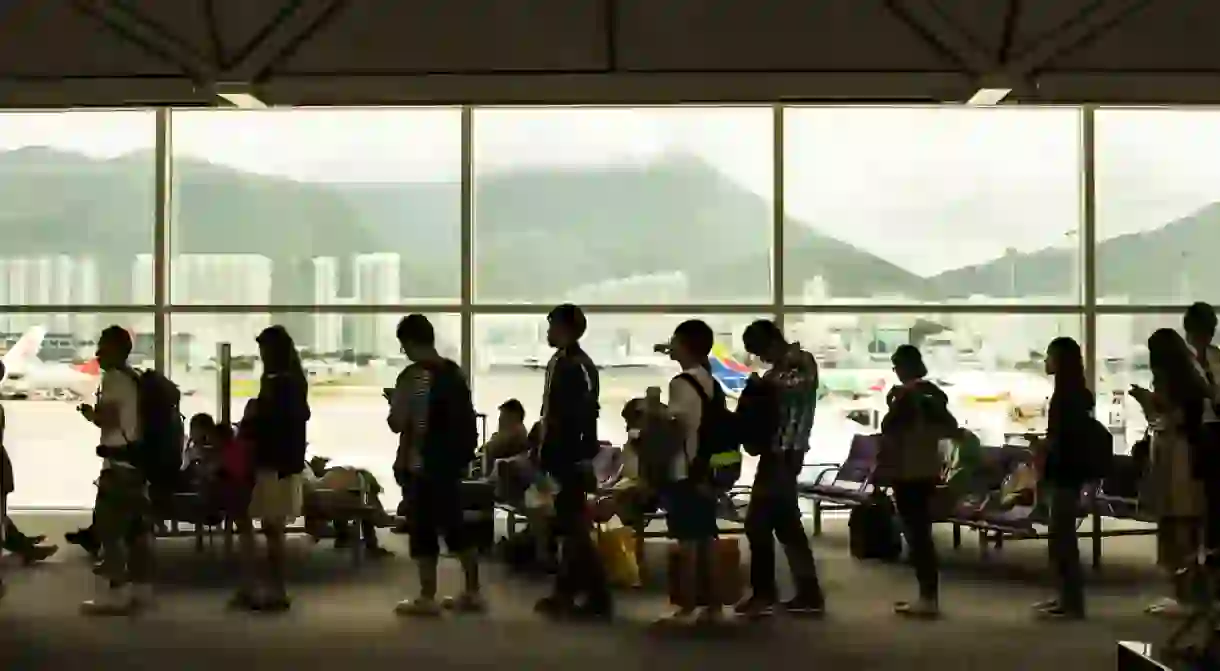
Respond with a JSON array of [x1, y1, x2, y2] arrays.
[[170, 312, 461, 511], [169, 108, 462, 306], [473, 312, 765, 448], [3, 312, 152, 508], [785, 311, 1080, 464], [783, 107, 1082, 305], [1095, 109, 1220, 305], [0, 111, 155, 307], [473, 107, 774, 305], [1096, 312, 1188, 454]]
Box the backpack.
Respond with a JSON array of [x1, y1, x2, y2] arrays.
[[848, 491, 903, 562], [123, 368, 185, 490], [1079, 416, 1114, 481], [734, 375, 778, 456], [635, 409, 686, 488], [420, 359, 479, 478], [678, 372, 744, 490]]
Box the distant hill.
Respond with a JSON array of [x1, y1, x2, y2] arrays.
[[0, 149, 926, 304], [930, 202, 1220, 303]]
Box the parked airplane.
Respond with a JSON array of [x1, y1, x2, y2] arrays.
[[0, 327, 100, 400]]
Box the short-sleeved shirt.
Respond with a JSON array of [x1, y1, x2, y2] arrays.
[[98, 369, 140, 470]]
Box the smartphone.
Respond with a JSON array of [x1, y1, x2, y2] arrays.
[[653, 343, 670, 354]]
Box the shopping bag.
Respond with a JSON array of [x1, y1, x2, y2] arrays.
[[595, 523, 641, 589], [666, 538, 743, 608]]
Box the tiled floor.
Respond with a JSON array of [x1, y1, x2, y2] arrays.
[[0, 512, 1181, 669]]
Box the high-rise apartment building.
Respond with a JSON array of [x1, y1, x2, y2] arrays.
[[352, 253, 400, 356], [311, 256, 343, 354]]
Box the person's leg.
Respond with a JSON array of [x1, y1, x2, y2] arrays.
[[397, 475, 442, 616], [227, 516, 262, 609], [893, 482, 939, 617], [261, 520, 289, 608], [738, 490, 778, 615], [772, 453, 823, 612], [82, 469, 137, 615], [538, 476, 610, 617], [439, 478, 485, 612], [1041, 484, 1085, 618]]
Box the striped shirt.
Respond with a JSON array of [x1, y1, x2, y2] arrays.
[[388, 363, 434, 472], [762, 343, 818, 453]]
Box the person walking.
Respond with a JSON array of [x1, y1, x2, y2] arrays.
[[733, 319, 825, 618]]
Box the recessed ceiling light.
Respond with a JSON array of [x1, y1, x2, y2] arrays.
[[965, 88, 1012, 105]]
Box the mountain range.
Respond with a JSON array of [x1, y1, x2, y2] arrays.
[[0, 147, 1206, 306]]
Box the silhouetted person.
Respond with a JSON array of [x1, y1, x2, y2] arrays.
[[534, 304, 612, 619], [231, 325, 310, 612], [734, 319, 824, 618], [1183, 303, 1220, 570], [1033, 337, 1092, 620], [882, 344, 955, 619], [390, 314, 483, 616], [80, 326, 152, 615]]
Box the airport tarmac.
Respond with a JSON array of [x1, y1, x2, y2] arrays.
[[3, 368, 793, 510]]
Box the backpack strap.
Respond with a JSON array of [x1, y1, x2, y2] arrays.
[[675, 371, 712, 405]]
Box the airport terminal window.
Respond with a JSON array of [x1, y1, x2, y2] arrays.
[[168, 108, 462, 306], [472, 312, 765, 450], [1095, 110, 1220, 305], [784, 312, 1081, 465], [168, 312, 461, 510], [0, 111, 156, 308], [1096, 313, 1186, 454], [782, 107, 1083, 306], [471, 107, 774, 305], [1, 312, 152, 508]]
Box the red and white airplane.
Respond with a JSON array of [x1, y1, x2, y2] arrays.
[[0, 327, 101, 400]]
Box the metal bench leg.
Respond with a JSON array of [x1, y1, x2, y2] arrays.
[[506, 510, 517, 538], [812, 500, 822, 536], [352, 518, 363, 567], [978, 530, 989, 558], [194, 523, 204, 553], [1091, 506, 1102, 571], [994, 533, 1004, 551], [952, 523, 961, 549]]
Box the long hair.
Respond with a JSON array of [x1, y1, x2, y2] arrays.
[[257, 325, 305, 381], [1148, 328, 1208, 410], [1047, 336, 1088, 393]]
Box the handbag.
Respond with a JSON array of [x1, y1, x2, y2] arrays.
[[595, 522, 641, 589]]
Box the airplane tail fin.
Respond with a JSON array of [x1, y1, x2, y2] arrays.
[[3, 326, 46, 368], [74, 359, 101, 376], [707, 344, 751, 396]]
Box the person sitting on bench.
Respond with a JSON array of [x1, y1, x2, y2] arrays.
[[302, 456, 393, 558]]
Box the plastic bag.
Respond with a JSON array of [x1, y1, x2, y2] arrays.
[[595, 522, 640, 589]]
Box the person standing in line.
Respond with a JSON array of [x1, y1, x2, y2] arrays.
[[533, 304, 612, 620], [1182, 303, 1220, 571], [657, 319, 725, 624], [1032, 337, 1093, 620], [80, 326, 153, 615], [880, 345, 955, 619], [389, 314, 484, 616], [734, 319, 825, 618], [232, 325, 310, 612], [1132, 328, 1209, 618]]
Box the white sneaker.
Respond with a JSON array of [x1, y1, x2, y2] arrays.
[[81, 583, 135, 616], [395, 596, 442, 617], [894, 598, 940, 619], [1145, 597, 1192, 618]]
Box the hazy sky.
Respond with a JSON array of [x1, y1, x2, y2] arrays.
[[0, 106, 1216, 277]]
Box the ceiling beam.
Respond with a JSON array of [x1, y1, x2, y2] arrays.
[[66, 0, 217, 81], [1006, 0, 1154, 77], [880, 0, 999, 75], [222, 0, 350, 83]]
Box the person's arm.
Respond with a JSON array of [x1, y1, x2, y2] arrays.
[[546, 358, 596, 454], [388, 366, 432, 444]]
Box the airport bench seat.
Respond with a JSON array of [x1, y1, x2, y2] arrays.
[[799, 434, 880, 536]]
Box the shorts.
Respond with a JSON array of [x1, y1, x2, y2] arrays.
[[249, 470, 303, 524], [407, 475, 466, 559], [662, 479, 719, 542]]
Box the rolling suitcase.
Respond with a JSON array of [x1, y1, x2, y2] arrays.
[[666, 538, 744, 608]]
